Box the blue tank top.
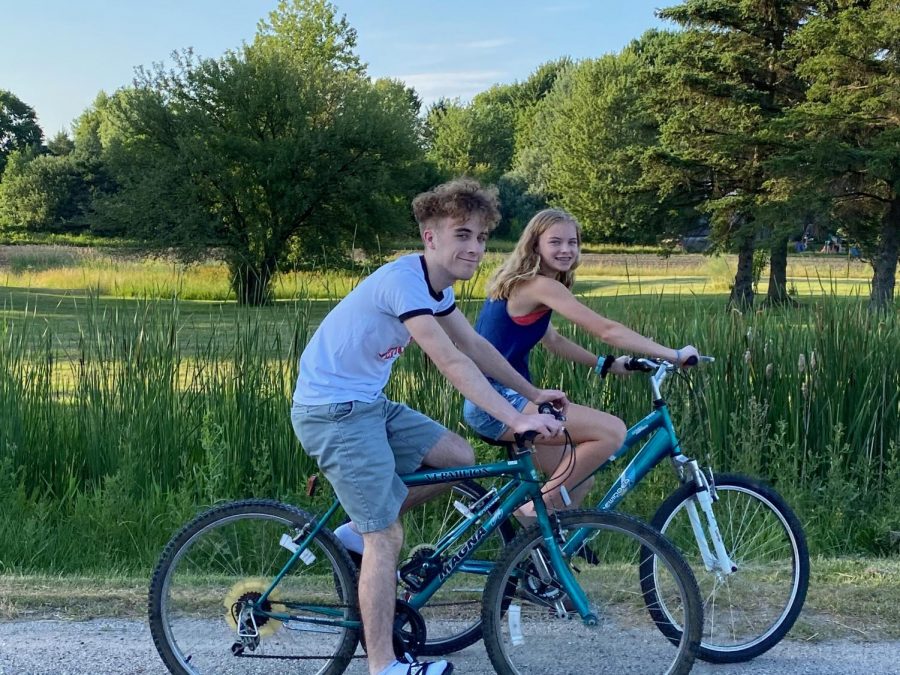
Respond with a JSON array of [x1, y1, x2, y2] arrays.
[[474, 298, 552, 383]]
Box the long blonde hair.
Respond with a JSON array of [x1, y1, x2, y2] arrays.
[[487, 209, 582, 300]]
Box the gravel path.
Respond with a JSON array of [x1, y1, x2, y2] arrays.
[[1, 618, 898, 675]]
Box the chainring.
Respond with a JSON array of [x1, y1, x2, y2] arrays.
[[392, 598, 427, 658]]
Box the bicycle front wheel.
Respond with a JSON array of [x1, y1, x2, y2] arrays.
[[481, 510, 702, 675], [148, 500, 360, 675], [643, 473, 809, 663]]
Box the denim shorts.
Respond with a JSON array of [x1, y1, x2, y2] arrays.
[[291, 396, 447, 533], [462, 382, 529, 441]]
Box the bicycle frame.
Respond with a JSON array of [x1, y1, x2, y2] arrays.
[[249, 360, 734, 635], [579, 362, 736, 575], [254, 445, 598, 630]]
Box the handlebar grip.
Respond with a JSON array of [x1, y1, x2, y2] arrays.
[[682, 355, 699, 367], [514, 430, 539, 447]]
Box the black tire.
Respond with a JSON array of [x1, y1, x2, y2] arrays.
[[641, 473, 809, 663], [481, 510, 702, 675], [401, 479, 516, 656], [148, 499, 360, 675]]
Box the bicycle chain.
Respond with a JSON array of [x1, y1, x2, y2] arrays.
[[276, 598, 481, 609], [237, 652, 369, 660], [235, 594, 467, 661]]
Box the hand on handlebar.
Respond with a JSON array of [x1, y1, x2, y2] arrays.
[[622, 351, 713, 373], [532, 388, 570, 417], [511, 411, 564, 440], [608, 355, 636, 376], [675, 345, 700, 368]]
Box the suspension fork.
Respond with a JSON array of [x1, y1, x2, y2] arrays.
[[672, 456, 737, 576]]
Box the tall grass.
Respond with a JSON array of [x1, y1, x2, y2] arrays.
[[0, 288, 898, 573], [611, 299, 897, 553], [395, 295, 900, 555], [0, 295, 324, 572]]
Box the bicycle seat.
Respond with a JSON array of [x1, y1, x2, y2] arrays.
[[476, 434, 518, 460]]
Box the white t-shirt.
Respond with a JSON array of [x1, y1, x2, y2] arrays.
[[293, 254, 456, 405]]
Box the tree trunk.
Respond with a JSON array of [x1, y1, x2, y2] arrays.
[[765, 233, 797, 307], [729, 234, 755, 310], [231, 260, 275, 306], [869, 197, 899, 312]]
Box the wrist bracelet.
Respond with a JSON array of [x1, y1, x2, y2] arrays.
[[675, 349, 681, 364], [597, 354, 616, 379]]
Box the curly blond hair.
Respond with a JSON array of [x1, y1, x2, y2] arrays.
[[487, 208, 582, 300], [412, 178, 501, 234]]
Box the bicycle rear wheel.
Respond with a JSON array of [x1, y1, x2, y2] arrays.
[[400, 479, 516, 655], [481, 510, 701, 675], [642, 473, 809, 663], [148, 499, 360, 675]]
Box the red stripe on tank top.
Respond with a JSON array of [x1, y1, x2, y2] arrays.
[[510, 309, 549, 326]]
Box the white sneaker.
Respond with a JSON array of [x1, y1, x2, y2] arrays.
[[378, 655, 453, 675]]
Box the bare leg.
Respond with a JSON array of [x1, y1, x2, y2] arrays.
[[502, 402, 626, 514], [401, 431, 475, 513], [359, 520, 404, 674]]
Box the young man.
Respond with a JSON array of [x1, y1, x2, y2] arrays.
[[291, 179, 566, 675]]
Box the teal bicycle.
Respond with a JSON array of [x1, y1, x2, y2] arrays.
[[148, 416, 703, 675], [410, 356, 808, 664]]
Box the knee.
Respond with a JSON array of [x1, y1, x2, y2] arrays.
[[423, 432, 475, 468], [363, 520, 404, 553], [606, 416, 627, 449], [385, 520, 404, 548], [578, 474, 595, 493], [445, 432, 476, 465]]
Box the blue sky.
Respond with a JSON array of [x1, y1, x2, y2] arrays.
[[1, 1, 674, 136]]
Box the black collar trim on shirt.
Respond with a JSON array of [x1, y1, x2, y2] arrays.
[[419, 255, 444, 301]]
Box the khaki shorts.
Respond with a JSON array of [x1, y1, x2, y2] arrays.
[[291, 395, 447, 533]]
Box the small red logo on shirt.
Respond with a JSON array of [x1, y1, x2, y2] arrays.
[[379, 345, 405, 360]]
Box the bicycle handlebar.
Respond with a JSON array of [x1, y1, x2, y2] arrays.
[[624, 355, 715, 373], [622, 355, 714, 400], [538, 402, 558, 416]]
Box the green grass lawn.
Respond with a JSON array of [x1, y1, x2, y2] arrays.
[[0, 243, 883, 357], [0, 286, 336, 356]]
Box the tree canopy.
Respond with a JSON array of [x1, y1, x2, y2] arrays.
[[769, 0, 900, 310], [0, 90, 43, 176], [95, 0, 424, 304], [4, 0, 897, 310], [642, 1, 816, 307]]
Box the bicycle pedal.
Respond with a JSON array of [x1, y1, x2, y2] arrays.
[[306, 474, 318, 497]]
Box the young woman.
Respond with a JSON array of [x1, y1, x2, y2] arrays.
[[464, 208, 699, 517]]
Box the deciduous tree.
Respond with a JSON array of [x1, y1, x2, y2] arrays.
[[0, 90, 43, 175], [97, 0, 423, 304], [0, 150, 91, 231]]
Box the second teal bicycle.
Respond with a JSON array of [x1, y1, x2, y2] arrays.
[[408, 356, 808, 664]]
